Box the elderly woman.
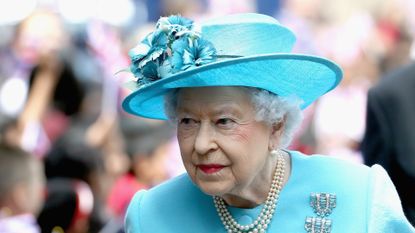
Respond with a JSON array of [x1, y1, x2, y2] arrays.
[[121, 14, 415, 233]]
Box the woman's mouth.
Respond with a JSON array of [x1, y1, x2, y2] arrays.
[[198, 164, 225, 174]]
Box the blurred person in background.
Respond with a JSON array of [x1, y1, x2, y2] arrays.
[[371, 0, 414, 74], [120, 116, 174, 187], [106, 116, 174, 219], [0, 9, 86, 156], [289, 0, 412, 162], [37, 178, 94, 233], [85, 20, 132, 183], [21, 47, 85, 154], [44, 128, 109, 233], [361, 34, 415, 223], [360, 0, 415, 225], [0, 144, 45, 233], [0, 10, 65, 125], [362, 61, 415, 226]]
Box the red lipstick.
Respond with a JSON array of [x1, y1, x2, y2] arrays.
[[198, 164, 225, 174]]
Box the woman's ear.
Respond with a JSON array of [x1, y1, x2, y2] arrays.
[[268, 116, 286, 150]]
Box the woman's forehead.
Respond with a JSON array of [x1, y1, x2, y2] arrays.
[[176, 87, 254, 114], [177, 87, 251, 102]]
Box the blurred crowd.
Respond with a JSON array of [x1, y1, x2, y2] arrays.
[[0, 0, 414, 232]]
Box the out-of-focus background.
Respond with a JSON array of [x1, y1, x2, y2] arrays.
[[0, 0, 414, 232]]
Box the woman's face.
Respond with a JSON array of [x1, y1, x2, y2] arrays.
[[176, 87, 278, 196]]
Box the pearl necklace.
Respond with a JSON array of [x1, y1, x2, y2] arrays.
[[213, 150, 286, 233]]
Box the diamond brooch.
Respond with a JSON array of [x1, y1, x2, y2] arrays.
[[305, 193, 336, 233]]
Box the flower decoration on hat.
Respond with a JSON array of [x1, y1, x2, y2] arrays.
[[128, 15, 217, 87], [171, 37, 216, 73], [156, 15, 197, 44], [128, 30, 168, 84], [129, 30, 168, 70]]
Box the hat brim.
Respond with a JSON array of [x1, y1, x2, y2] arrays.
[[122, 53, 342, 120]]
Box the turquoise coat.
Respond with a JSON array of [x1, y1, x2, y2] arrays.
[[125, 151, 415, 232]]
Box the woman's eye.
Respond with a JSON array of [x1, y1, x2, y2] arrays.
[[216, 118, 235, 127], [179, 118, 197, 126]]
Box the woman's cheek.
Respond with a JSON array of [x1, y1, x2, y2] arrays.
[[183, 159, 196, 177], [178, 134, 195, 166], [226, 124, 257, 143], [177, 127, 197, 140]]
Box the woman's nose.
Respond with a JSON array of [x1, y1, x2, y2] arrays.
[[194, 122, 218, 155]]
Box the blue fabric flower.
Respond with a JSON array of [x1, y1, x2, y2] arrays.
[[139, 62, 160, 84], [157, 15, 193, 31], [171, 37, 217, 72], [129, 61, 158, 86], [131, 60, 173, 86], [129, 30, 169, 83], [157, 15, 196, 44], [129, 30, 168, 69], [126, 14, 217, 87]]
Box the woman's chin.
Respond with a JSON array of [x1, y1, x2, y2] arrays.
[[187, 167, 233, 196], [196, 180, 230, 197]]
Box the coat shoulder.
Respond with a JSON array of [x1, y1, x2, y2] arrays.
[[293, 151, 372, 182], [124, 174, 218, 233], [372, 62, 415, 96]]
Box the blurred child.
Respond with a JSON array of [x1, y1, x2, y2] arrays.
[[106, 116, 174, 218], [0, 144, 45, 233], [43, 127, 108, 233], [37, 178, 94, 233]]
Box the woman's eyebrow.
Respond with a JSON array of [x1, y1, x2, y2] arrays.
[[176, 103, 197, 113], [211, 104, 243, 117]]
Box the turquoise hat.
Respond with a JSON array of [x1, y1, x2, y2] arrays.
[[122, 13, 342, 120]]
